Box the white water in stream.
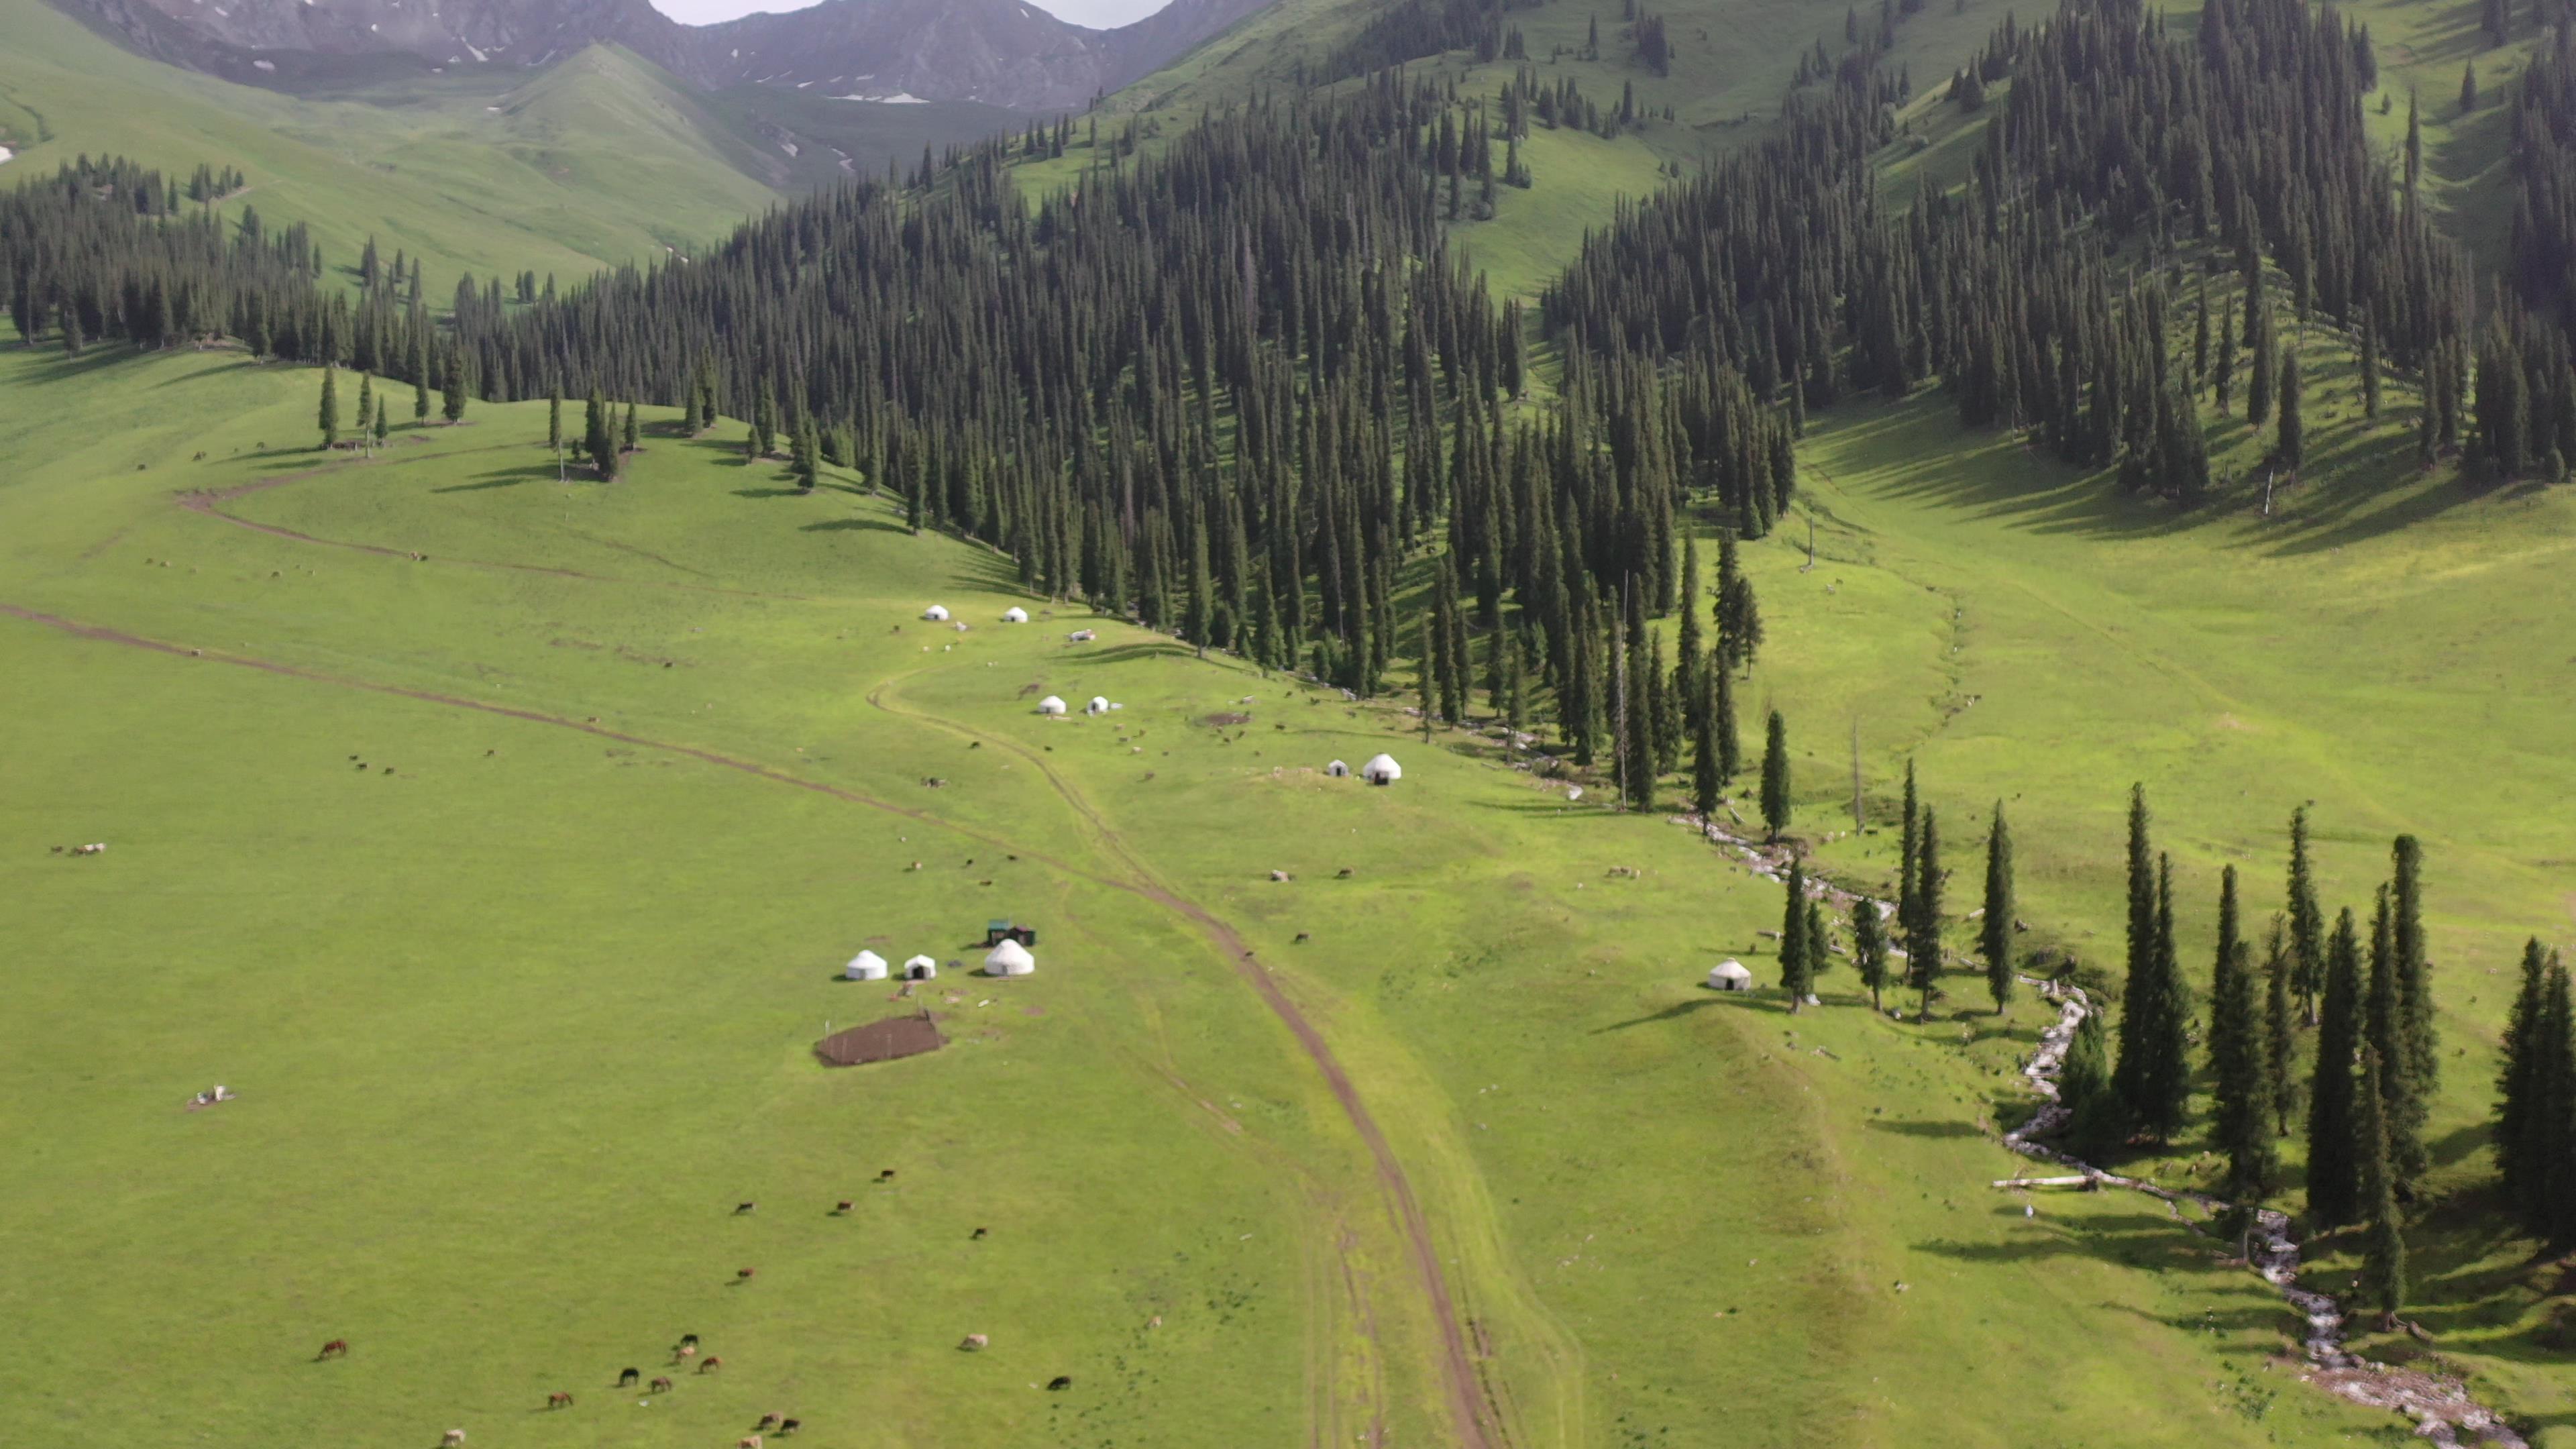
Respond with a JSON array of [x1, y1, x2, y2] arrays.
[[2002, 980, 2526, 1446]]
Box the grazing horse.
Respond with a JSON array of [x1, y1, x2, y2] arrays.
[[970, 1226, 988, 1241], [546, 1391, 574, 1410], [698, 1356, 723, 1375], [833, 1200, 853, 1214], [1046, 1375, 1073, 1391], [777, 1419, 801, 1436], [957, 1334, 987, 1352], [674, 1344, 698, 1366], [316, 1339, 350, 1361], [617, 1367, 640, 1388], [756, 1412, 782, 1430], [442, 1432, 466, 1448], [735, 1202, 756, 1215], [736, 1267, 757, 1281], [737, 1438, 763, 1449], [649, 1377, 674, 1395], [875, 1169, 896, 1181]]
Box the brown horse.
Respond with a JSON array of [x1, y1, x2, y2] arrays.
[[649, 1377, 675, 1395], [315, 1339, 350, 1361], [546, 1391, 574, 1410], [698, 1356, 723, 1375]]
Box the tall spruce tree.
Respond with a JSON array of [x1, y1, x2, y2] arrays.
[[2263, 919, 2301, 1135], [2288, 806, 2326, 1024], [1853, 896, 1889, 1013], [1760, 710, 1791, 840], [1910, 808, 1943, 1012], [2308, 908, 2367, 1228], [1982, 801, 2017, 1013], [2357, 1045, 2409, 1328], [1711, 645, 1739, 780], [2277, 353, 2306, 468], [1898, 759, 1922, 947], [2392, 837, 2437, 1100], [2367, 886, 2429, 1193], [2496, 938, 2553, 1219], [1781, 861, 1813, 1011], [2212, 905, 2280, 1197], [318, 364, 339, 450]]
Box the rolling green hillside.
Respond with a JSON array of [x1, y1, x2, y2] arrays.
[[0, 331, 2481, 1449]]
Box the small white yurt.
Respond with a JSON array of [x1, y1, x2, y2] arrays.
[[903, 955, 938, 980], [1326, 759, 1351, 777], [1707, 960, 1754, 992], [1362, 753, 1403, 786], [1037, 696, 1069, 716], [984, 939, 1036, 977], [923, 605, 951, 621], [1086, 696, 1111, 716], [1002, 607, 1029, 623], [846, 949, 890, 981]]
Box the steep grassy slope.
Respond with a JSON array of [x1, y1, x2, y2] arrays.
[[0, 332, 2446, 1448]]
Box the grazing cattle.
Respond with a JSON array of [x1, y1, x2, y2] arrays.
[[649, 1377, 674, 1394], [617, 1367, 640, 1387], [777, 1419, 801, 1436], [957, 1334, 988, 1352], [546, 1391, 574, 1410], [698, 1356, 723, 1375], [1047, 1375, 1073, 1391], [735, 1201, 756, 1215], [316, 1339, 350, 1361], [442, 1432, 466, 1448]]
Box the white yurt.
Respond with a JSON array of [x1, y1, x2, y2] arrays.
[[1002, 607, 1029, 623], [984, 939, 1037, 977], [846, 949, 890, 981], [903, 955, 938, 980], [1362, 753, 1403, 786], [1707, 960, 1754, 992], [1087, 696, 1111, 715], [922, 605, 951, 621], [1037, 696, 1069, 716], [1326, 759, 1351, 777]]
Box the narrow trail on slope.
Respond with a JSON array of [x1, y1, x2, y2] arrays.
[[1664, 804, 2527, 1447], [176, 449, 818, 602], [1, 600, 1487, 1448], [867, 678, 1497, 1449]]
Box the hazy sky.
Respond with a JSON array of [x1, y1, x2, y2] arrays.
[[649, 0, 1169, 26]]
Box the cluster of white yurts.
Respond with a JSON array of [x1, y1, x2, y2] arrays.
[[844, 940, 1038, 981]]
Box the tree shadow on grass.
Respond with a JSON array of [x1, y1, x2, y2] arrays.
[[1867, 1116, 1985, 1139], [733, 486, 808, 499], [434, 466, 551, 494], [1598, 991, 1788, 1032], [802, 516, 907, 535]]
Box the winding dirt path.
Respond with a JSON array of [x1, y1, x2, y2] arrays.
[[869, 680, 1495, 1449], [2, 595, 1491, 1449]]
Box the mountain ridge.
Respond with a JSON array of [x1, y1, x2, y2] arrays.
[[48, 0, 1275, 112]]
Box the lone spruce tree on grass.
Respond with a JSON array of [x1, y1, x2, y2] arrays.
[[1780, 861, 1813, 1012], [1760, 710, 1790, 841], [371, 396, 388, 455], [1909, 808, 1943, 1015], [1981, 801, 2017, 1013]]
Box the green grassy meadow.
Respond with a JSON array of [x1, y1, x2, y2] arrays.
[[3, 325, 2524, 1448]]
